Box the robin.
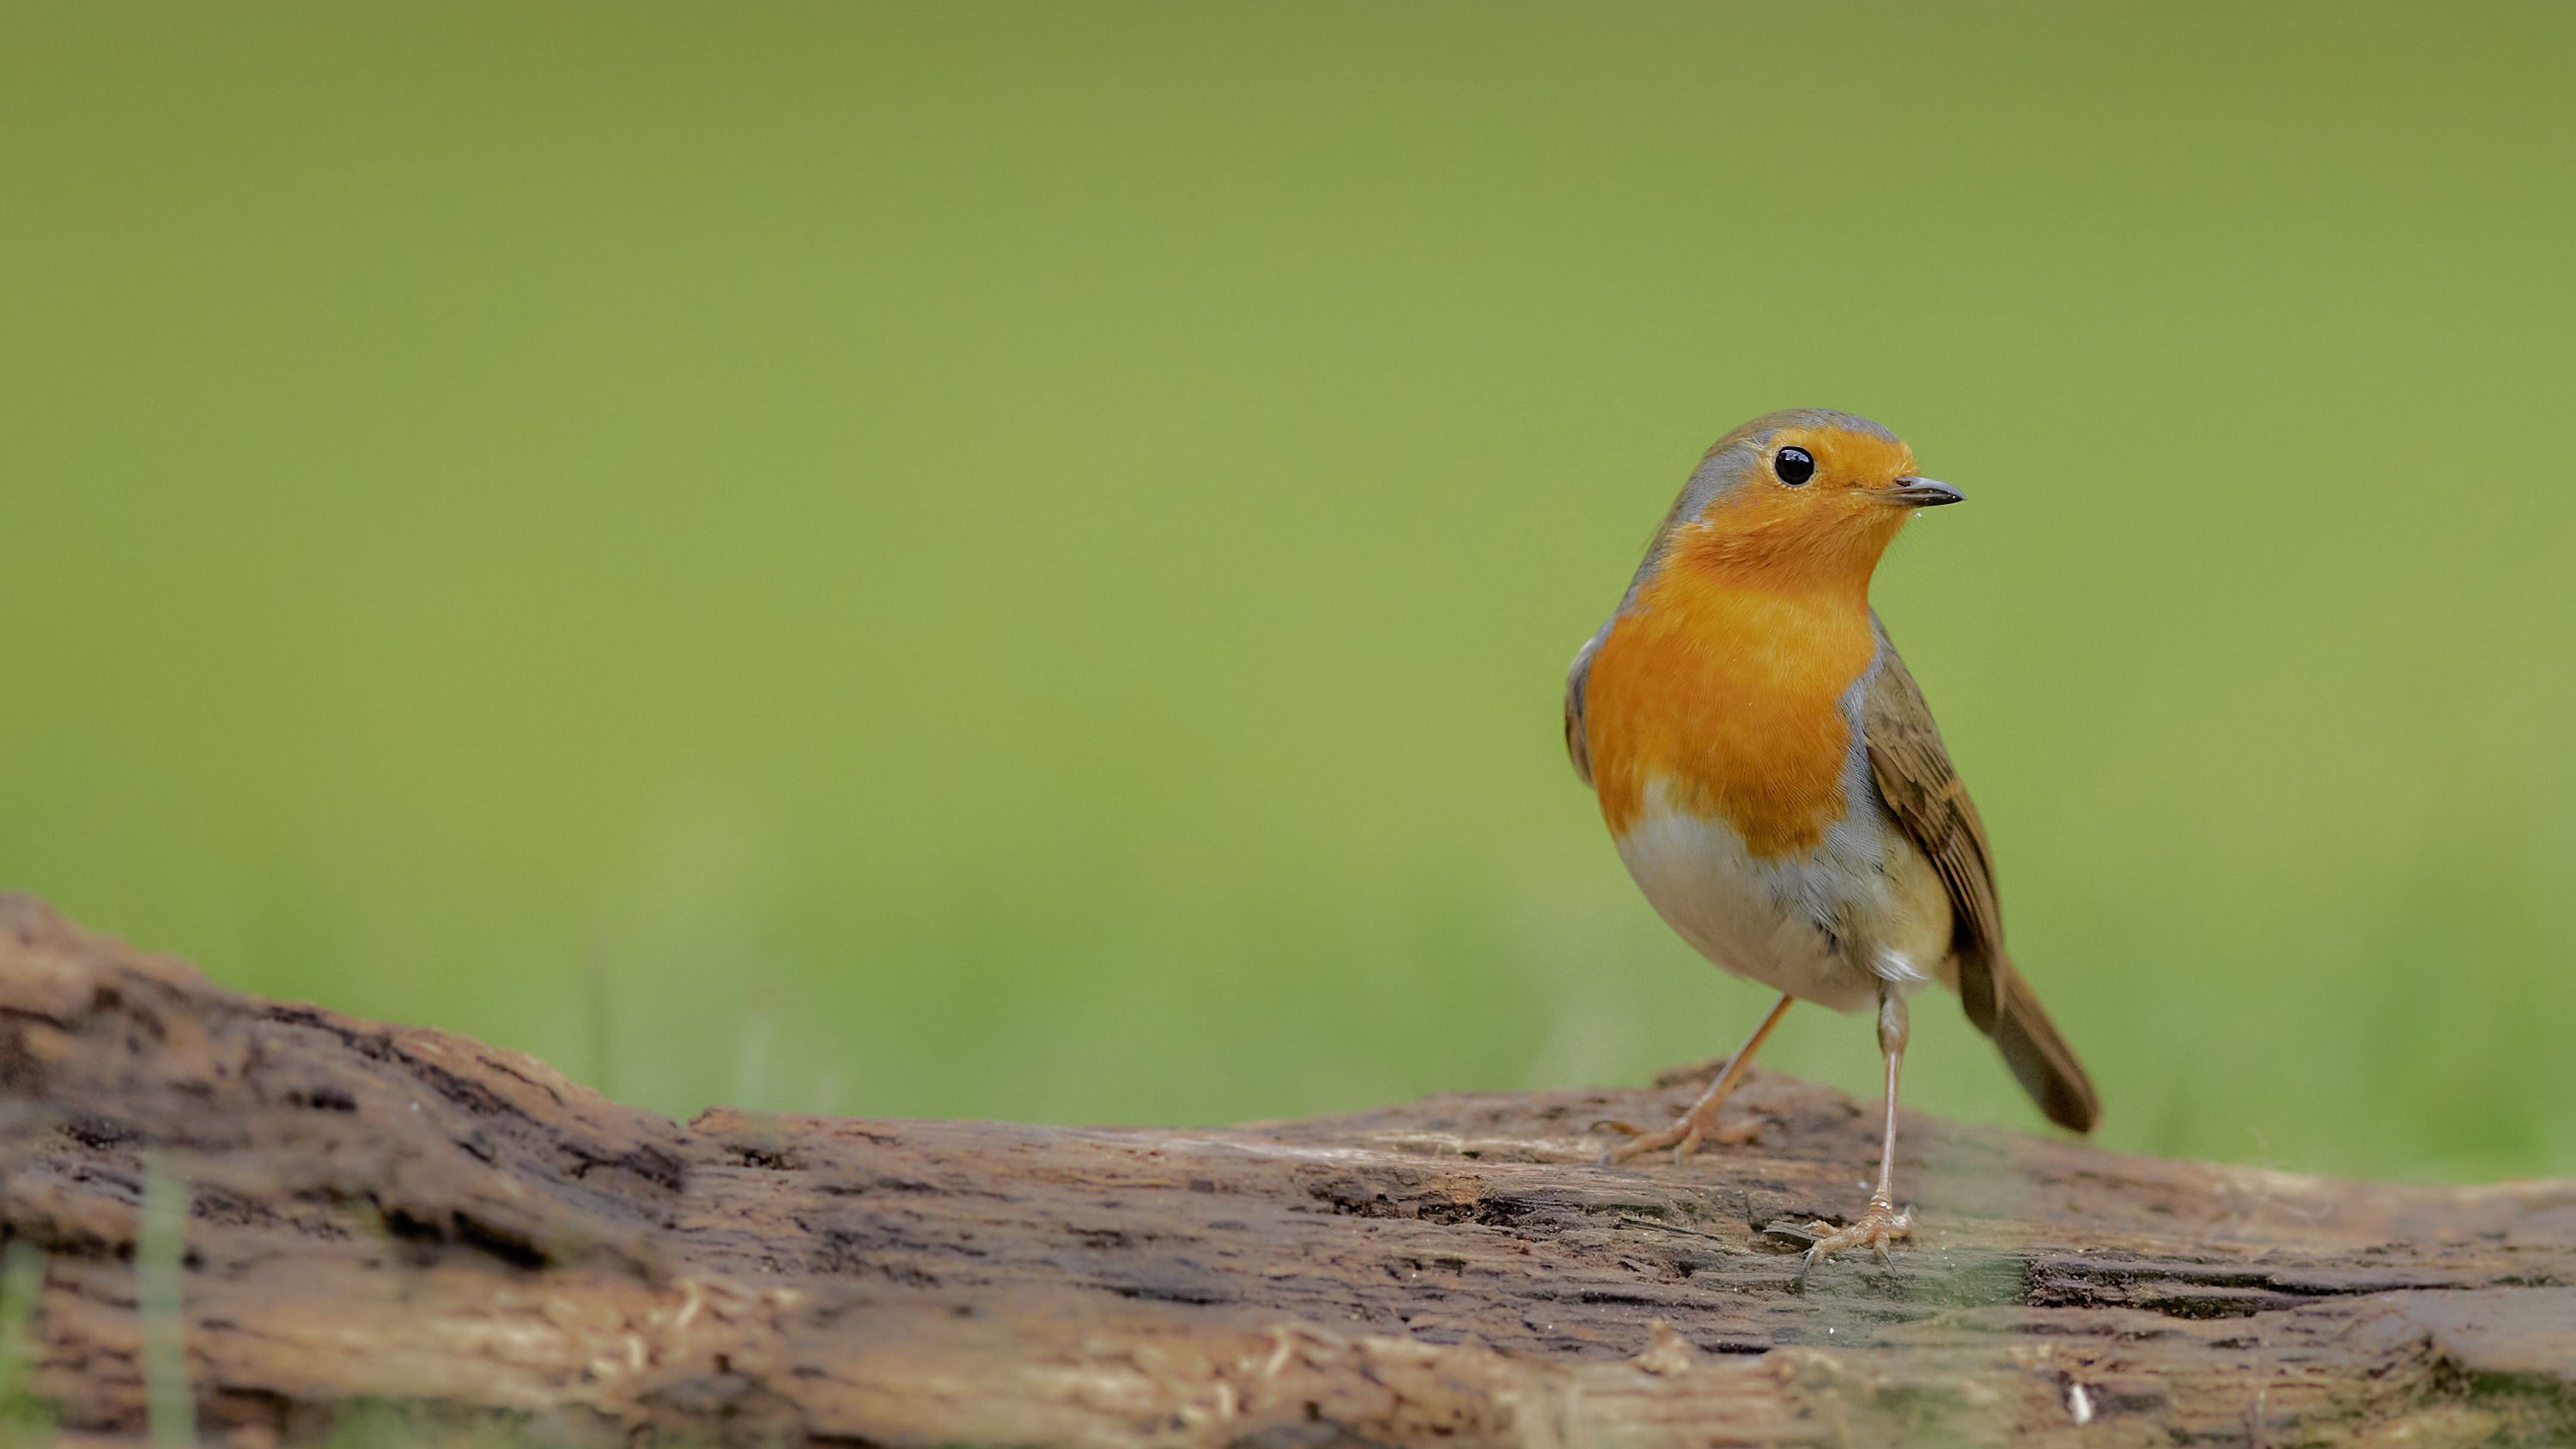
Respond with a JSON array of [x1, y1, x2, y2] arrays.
[[1563, 408, 2099, 1265]]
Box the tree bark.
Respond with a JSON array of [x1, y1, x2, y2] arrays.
[[0, 894, 2567, 1447]]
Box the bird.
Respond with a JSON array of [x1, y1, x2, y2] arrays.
[[1562, 407, 2099, 1266]]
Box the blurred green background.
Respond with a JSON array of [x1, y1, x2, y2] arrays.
[[2, 3, 2568, 1185]]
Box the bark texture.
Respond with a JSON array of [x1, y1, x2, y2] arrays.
[[0, 894, 2569, 1447]]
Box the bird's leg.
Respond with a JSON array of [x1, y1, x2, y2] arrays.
[[1802, 990, 1914, 1268], [1597, 993, 1793, 1164]]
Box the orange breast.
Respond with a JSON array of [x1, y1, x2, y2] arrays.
[[1586, 564, 1880, 857]]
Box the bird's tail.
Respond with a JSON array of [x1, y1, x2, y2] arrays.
[[1985, 953, 2100, 1134]]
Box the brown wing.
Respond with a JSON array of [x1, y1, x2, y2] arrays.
[[1563, 621, 1612, 790], [1863, 617, 2101, 1133]]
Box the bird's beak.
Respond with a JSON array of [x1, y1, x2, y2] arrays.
[[1884, 476, 1965, 507]]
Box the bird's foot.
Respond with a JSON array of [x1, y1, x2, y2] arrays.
[[1800, 1196, 1911, 1271], [1595, 1107, 1766, 1166]]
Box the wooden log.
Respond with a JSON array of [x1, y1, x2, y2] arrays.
[[0, 893, 2568, 1447]]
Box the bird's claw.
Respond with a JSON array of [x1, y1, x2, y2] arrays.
[[1797, 1198, 1912, 1275], [1589, 1115, 1691, 1166], [1708, 1116, 1767, 1147], [1590, 1112, 1765, 1166]]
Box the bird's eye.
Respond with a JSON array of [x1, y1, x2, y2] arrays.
[[1774, 446, 1816, 485]]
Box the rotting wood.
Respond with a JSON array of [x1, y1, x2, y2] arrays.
[[0, 894, 2568, 1448]]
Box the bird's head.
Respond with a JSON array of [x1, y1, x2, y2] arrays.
[[1637, 408, 1960, 596]]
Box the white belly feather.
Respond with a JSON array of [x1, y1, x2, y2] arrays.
[[1613, 775, 1955, 1015]]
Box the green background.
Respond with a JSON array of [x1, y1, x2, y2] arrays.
[[3, 3, 2568, 1185]]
